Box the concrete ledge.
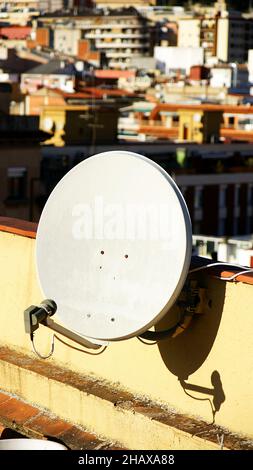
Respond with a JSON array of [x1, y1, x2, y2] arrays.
[[0, 217, 37, 239], [0, 346, 252, 451], [0, 390, 121, 450]]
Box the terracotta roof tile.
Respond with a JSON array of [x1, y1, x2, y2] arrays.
[[0, 217, 37, 239], [0, 397, 39, 424], [0, 391, 12, 406], [27, 414, 73, 437], [0, 389, 122, 450], [95, 69, 135, 79]]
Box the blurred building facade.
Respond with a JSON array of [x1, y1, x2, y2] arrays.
[[178, 13, 253, 63], [0, 115, 50, 221]]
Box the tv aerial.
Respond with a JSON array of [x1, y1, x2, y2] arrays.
[[24, 151, 194, 352]]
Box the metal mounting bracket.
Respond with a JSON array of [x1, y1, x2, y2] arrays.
[[24, 300, 104, 350]]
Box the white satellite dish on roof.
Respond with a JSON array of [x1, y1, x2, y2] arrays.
[[36, 151, 192, 341]]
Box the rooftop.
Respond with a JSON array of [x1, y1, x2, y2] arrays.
[[0, 26, 31, 39], [94, 70, 136, 79], [0, 50, 41, 74], [0, 217, 253, 449], [0, 389, 122, 450], [26, 60, 77, 75], [150, 103, 253, 120]]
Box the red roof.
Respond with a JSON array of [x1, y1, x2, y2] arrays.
[[95, 69, 135, 79], [48, 86, 136, 99], [53, 88, 92, 99], [0, 26, 31, 39], [150, 103, 253, 120], [82, 87, 136, 97]]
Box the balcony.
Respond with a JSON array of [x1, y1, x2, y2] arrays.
[[107, 51, 134, 58], [95, 42, 149, 49], [80, 23, 143, 31], [85, 33, 149, 39], [0, 218, 252, 449]]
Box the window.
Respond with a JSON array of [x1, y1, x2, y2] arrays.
[[246, 214, 252, 234], [228, 116, 235, 127], [231, 185, 240, 235], [194, 186, 203, 210], [218, 217, 226, 236], [193, 220, 202, 235], [207, 241, 215, 256], [234, 184, 240, 208], [219, 185, 227, 208], [233, 217, 239, 236], [7, 167, 27, 201], [246, 185, 253, 233], [172, 115, 179, 125], [247, 184, 253, 205]]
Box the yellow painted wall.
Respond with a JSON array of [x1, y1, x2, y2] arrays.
[[179, 110, 203, 143], [40, 105, 91, 146], [40, 107, 66, 146], [0, 230, 253, 438], [179, 110, 222, 143]]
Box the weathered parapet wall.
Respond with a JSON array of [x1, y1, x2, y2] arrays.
[[0, 218, 252, 440]]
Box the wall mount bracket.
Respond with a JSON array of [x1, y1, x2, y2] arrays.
[[24, 300, 103, 350]]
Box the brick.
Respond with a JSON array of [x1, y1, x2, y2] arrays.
[[0, 391, 11, 406], [60, 427, 103, 450], [27, 414, 73, 437], [0, 389, 123, 450], [0, 397, 39, 424], [0, 422, 6, 435]]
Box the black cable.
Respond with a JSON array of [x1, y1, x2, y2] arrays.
[[137, 336, 157, 345], [31, 332, 107, 358], [139, 323, 181, 341], [31, 332, 55, 359], [54, 334, 107, 355]]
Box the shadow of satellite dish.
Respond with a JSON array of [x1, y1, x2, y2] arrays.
[[156, 277, 226, 380]]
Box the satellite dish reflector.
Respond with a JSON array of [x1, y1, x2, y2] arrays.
[[36, 151, 192, 341]]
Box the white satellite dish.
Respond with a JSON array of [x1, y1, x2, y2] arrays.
[[36, 151, 192, 341]]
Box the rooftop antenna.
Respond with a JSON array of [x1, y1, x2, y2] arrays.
[[24, 151, 194, 352]]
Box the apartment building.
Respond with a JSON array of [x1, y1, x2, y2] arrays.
[[78, 13, 154, 68], [0, 115, 50, 222], [54, 27, 81, 56], [177, 172, 253, 237], [178, 17, 218, 62], [38, 140, 253, 238], [155, 46, 204, 77], [217, 16, 253, 63], [0, 1, 78, 12], [0, 0, 39, 9], [177, 18, 201, 49], [178, 13, 253, 64], [39, 11, 154, 68], [92, 1, 152, 7]]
